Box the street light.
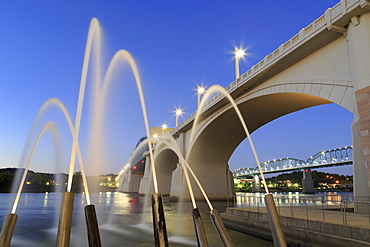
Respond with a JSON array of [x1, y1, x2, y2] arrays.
[[197, 86, 206, 108], [175, 108, 183, 127], [161, 124, 168, 134], [235, 47, 245, 79]]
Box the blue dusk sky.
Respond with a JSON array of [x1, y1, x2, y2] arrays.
[[0, 0, 353, 176]]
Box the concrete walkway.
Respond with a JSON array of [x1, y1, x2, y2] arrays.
[[221, 205, 370, 246], [239, 204, 370, 229]]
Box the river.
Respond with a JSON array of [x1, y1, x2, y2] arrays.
[[0, 191, 351, 246]]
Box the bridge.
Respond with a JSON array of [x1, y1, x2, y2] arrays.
[[233, 146, 353, 177], [117, 0, 370, 200]]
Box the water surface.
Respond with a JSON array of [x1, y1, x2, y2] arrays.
[[0, 192, 274, 246]]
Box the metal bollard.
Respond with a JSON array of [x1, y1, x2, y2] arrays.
[[151, 193, 168, 247], [56, 192, 75, 247], [192, 208, 209, 247], [265, 194, 287, 247], [84, 204, 102, 247], [0, 213, 18, 247], [210, 209, 234, 247]]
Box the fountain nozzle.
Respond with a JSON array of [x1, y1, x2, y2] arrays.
[[84, 204, 102, 247], [0, 213, 18, 247], [151, 193, 168, 247], [210, 209, 234, 247]]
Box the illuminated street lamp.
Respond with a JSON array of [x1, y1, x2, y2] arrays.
[[235, 47, 245, 79], [197, 86, 206, 108], [161, 124, 168, 134], [175, 108, 183, 127]]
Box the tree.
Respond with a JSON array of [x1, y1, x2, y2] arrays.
[[71, 171, 83, 192], [0, 172, 14, 192]]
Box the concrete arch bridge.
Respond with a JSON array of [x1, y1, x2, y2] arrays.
[[117, 1, 370, 200]]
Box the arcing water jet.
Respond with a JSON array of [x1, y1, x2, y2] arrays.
[[191, 85, 287, 246]]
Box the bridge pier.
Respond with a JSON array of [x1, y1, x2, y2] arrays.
[[118, 171, 143, 193], [138, 157, 155, 195], [252, 175, 262, 193], [302, 170, 314, 194], [349, 11, 370, 200], [168, 164, 183, 199]]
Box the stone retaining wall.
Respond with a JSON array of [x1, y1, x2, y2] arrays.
[[221, 208, 370, 247]]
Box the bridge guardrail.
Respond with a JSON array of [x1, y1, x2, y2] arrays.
[[226, 194, 370, 227]]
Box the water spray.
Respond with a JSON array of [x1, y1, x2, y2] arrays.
[[188, 85, 287, 246], [181, 152, 209, 247], [42, 99, 101, 244], [0, 122, 58, 247], [57, 18, 101, 247], [158, 134, 211, 246], [118, 50, 170, 246]]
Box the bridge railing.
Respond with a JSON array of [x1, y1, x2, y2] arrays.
[[226, 194, 370, 227], [169, 1, 369, 138]]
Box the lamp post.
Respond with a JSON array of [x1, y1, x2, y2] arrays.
[[175, 108, 183, 127], [197, 86, 206, 108], [161, 124, 168, 135], [235, 47, 245, 79]]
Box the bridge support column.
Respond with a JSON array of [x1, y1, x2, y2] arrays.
[[119, 171, 142, 193], [226, 166, 236, 196], [348, 11, 370, 199], [302, 170, 314, 194], [252, 175, 261, 193], [139, 157, 154, 195], [169, 164, 183, 199], [352, 120, 369, 199]]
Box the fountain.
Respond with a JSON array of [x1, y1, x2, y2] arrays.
[[0, 16, 285, 247], [0, 16, 169, 247], [192, 85, 287, 246]]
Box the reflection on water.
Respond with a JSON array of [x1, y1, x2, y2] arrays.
[[0, 192, 303, 246], [233, 191, 354, 208]]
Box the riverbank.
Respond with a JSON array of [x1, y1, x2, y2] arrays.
[[221, 206, 370, 246]]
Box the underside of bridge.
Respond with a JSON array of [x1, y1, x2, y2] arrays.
[[140, 4, 370, 200], [184, 92, 331, 199]]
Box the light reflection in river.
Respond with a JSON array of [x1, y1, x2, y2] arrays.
[[0, 192, 323, 246]]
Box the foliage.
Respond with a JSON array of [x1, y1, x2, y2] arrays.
[[236, 170, 353, 192], [0, 171, 14, 192]]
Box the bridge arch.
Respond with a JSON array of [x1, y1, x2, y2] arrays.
[[190, 79, 354, 147], [153, 141, 179, 196], [185, 80, 354, 199]]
